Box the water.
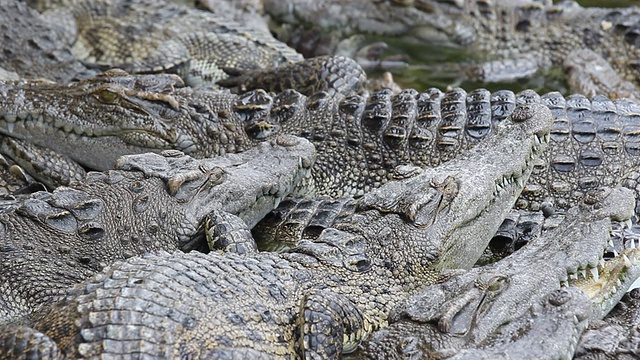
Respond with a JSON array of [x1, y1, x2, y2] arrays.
[[369, 0, 640, 95]]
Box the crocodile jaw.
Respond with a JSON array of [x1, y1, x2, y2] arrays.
[[431, 104, 552, 270], [570, 246, 640, 320]]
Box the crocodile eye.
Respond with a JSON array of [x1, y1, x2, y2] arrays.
[[97, 89, 118, 103], [390, 0, 413, 7], [487, 275, 509, 292]]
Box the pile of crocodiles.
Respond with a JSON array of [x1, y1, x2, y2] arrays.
[[1, 0, 640, 358]]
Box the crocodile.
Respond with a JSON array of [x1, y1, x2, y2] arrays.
[[0, 62, 363, 189], [38, 0, 307, 88], [439, 287, 592, 360], [0, 1, 89, 83], [263, 0, 640, 100], [0, 134, 315, 324], [1, 72, 637, 207], [575, 288, 640, 360], [0, 101, 551, 358], [354, 186, 640, 359]]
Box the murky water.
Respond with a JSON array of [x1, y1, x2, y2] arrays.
[[372, 0, 640, 95]]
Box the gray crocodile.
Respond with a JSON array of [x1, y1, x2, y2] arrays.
[[575, 288, 640, 360], [355, 186, 640, 359], [264, 0, 640, 99], [1, 73, 636, 207], [442, 287, 592, 360], [0, 1, 89, 83], [0, 65, 362, 190], [0, 134, 315, 324], [0, 100, 551, 358]]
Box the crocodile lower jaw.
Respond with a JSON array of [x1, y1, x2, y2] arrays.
[[565, 243, 640, 319], [0, 111, 175, 149]]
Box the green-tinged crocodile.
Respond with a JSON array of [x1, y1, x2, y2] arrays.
[[354, 186, 640, 359], [264, 0, 640, 100], [575, 288, 640, 360], [40, 0, 306, 88], [0, 102, 551, 358], [0, 73, 635, 208], [0, 134, 315, 324]]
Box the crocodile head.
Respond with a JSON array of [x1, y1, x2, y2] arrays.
[[353, 187, 638, 359], [424, 103, 553, 270], [348, 103, 552, 277], [0, 69, 215, 170]]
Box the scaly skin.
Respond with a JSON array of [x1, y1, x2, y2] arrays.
[[0, 1, 89, 83], [0, 103, 551, 358], [42, 0, 303, 87], [354, 187, 639, 360], [575, 288, 640, 360], [0, 70, 262, 174], [264, 0, 640, 99], [1, 73, 636, 206], [0, 134, 315, 324], [445, 287, 591, 360]]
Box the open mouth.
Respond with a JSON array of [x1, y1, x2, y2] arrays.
[[564, 223, 640, 309]]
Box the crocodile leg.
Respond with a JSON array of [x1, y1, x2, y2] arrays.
[[297, 289, 368, 357], [0, 324, 60, 360], [217, 55, 368, 96], [0, 137, 86, 190], [564, 48, 640, 102], [205, 209, 258, 254]]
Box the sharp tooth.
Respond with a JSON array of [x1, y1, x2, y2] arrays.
[[625, 219, 633, 229], [6, 122, 14, 133], [580, 269, 587, 279], [599, 258, 605, 267], [623, 254, 632, 267], [609, 239, 615, 247], [630, 239, 636, 249], [616, 279, 622, 287], [569, 273, 578, 280], [614, 249, 619, 257], [590, 267, 599, 281]]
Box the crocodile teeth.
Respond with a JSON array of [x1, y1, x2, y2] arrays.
[[6, 122, 14, 133], [599, 258, 605, 267], [560, 280, 569, 287], [569, 273, 578, 280], [608, 239, 615, 248], [616, 279, 622, 287], [624, 219, 633, 229], [623, 254, 632, 268], [613, 249, 619, 257], [629, 239, 636, 249], [580, 269, 587, 279], [590, 267, 599, 282]]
